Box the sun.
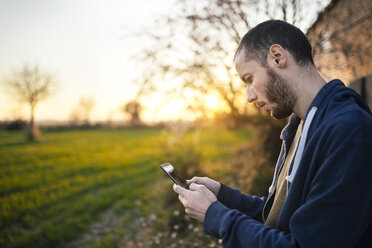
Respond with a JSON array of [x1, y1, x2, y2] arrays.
[[205, 96, 218, 109]]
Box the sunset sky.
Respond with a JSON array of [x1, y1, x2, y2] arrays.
[[0, 0, 187, 123], [0, 0, 330, 123]]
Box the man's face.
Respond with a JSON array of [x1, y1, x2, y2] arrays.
[[235, 52, 296, 119]]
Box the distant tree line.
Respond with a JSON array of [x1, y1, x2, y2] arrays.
[[1, 64, 146, 140]]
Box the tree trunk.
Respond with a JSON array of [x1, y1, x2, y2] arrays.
[[30, 104, 35, 130], [27, 104, 39, 141]]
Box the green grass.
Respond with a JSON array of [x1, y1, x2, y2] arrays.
[[0, 127, 251, 247]]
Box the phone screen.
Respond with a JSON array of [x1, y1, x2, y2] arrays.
[[160, 163, 189, 189]]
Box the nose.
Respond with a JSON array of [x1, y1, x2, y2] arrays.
[[246, 85, 257, 103]]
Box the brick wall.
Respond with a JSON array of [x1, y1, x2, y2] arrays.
[[306, 0, 372, 109], [307, 0, 372, 84]]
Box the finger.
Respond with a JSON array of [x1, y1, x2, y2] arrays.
[[185, 208, 202, 222], [173, 184, 188, 195], [187, 176, 203, 185], [189, 182, 204, 191], [178, 194, 186, 205]]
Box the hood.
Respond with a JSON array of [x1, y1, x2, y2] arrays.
[[309, 79, 371, 115]]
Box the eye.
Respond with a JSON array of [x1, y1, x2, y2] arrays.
[[243, 75, 253, 85]]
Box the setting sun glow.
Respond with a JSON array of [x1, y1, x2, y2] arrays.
[[205, 96, 218, 109]]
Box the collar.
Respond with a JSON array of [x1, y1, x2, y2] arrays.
[[280, 114, 301, 141], [307, 79, 344, 113], [280, 79, 344, 142]]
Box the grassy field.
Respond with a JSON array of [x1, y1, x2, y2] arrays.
[[0, 128, 252, 248]]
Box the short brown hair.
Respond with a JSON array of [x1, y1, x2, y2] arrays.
[[235, 20, 314, 67]]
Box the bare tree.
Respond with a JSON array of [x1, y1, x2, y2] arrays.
[[121, 100, 143, 125], [68, 108, 81, 126], [124, 1, 330, 203], [69, 96, 96, 126], [3, 64, 57, 141], [130, 0, 328, 125], [79, 97, 95, 125]]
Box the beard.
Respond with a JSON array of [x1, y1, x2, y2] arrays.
[[264, 67, 297, 119]]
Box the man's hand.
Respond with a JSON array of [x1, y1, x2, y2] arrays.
[[173, 183, 217, 223], [187, 177, 221, 196]]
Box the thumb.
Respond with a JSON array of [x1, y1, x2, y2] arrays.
[[173, 184, 188, 195]]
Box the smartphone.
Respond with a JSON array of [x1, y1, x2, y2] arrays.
[[160, 162, 189, 189]]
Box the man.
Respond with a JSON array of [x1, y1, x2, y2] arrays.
[[173, 20, 372, 247]]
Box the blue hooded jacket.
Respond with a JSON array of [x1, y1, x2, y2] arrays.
[[204, 80, 372, 247]]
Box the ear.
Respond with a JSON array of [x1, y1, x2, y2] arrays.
[[267, 44, 287, 68]]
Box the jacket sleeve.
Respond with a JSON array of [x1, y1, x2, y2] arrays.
[[217, 183, 266, 221], [204, 117, 372, 248], [204, 201, 297, 247]]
